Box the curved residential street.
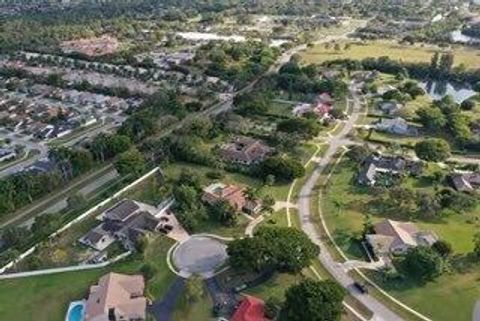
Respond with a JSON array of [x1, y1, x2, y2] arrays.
[[297, 82, 404, 321]]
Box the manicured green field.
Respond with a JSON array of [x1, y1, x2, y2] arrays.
[[301, 41, 480, 69], [367, 267, 480, 321]]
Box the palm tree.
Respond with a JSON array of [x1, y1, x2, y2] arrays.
[[333, 199, 345, 216]]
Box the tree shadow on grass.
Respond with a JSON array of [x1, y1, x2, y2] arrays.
[[333, 228, 366, 260]]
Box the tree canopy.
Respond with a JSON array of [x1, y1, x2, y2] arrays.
[[414, 138, 451, 162], [227, 226, 319, 273], [401, 246, 444, 283], [279, 279, 345, 321]]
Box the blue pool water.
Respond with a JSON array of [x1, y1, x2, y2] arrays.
[[67, 304, 84, 321]]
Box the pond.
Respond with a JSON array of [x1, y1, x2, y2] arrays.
[[419, 81, 477, 104], [450, 30, 480, 44]]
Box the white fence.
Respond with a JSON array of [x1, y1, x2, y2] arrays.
[[0, 252, 131, 280], [0, 167, 160, 275]]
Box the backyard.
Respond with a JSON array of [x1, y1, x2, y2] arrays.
[[0, 235, 175, 321]]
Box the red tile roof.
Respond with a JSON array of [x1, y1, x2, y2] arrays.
[[231, 296, 266, 321]]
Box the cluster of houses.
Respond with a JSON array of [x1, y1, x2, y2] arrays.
[[369, 98, 420, 136], [79, 199, 186, 261], [292, 92, 335, 121], [67, 271, 268, 321], [135, 48, 196, 69], [14, 50, 234, 95], [0, 79, 137, 141], [0, 147, 16, 162]]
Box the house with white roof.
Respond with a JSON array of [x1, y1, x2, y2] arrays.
[[366, 219, 437, 257]]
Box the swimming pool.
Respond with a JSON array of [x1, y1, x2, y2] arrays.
[[65, 301, 85, 321]]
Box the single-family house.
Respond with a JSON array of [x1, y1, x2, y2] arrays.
[[377, 85, 397, 96], [231, 296, 266, 321], [378, 101, 403, 116], [84, 273, 147, 321], [292, 103, 312, 117], [219, 137, 272, 166], [366, 219, 438, 256], [374, 117, 418, 136], [449, 172, 480, 192], [81, 199, 184, 252], [106, 211, 163, 251], [202, 183, 262, 214], [78, 224, 115, 251], [357, 154, 422, 186]]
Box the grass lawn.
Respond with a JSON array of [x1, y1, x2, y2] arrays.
[[260, 209, 290, 228], [143, 235, 177, 299], [0, 235, 175, 321], [321, 159, 480, 321], [300, 40, 480, 69], [0, 259, 141, 321], [197, 214, 250, 238], [123, 173, 166, 206], [268, 100, 296, 117], [172, 287, 213, 321], [246, 272, 308, 301], [367, 130, 423, 148], [365, 266, 480, 321]]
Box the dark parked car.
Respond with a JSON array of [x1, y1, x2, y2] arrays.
[[353, 282, 368, 294]]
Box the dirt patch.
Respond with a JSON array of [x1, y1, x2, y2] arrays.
[[60, 35, 120, 56]]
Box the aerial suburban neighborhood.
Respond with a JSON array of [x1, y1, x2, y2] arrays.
[[0, 1, 480, 321]]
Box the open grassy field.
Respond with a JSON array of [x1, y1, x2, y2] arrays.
[[301, 40, 480, 69], [366, 266, 480, 321], [321, 159, 480, 321], [0, 235, 175, 321]]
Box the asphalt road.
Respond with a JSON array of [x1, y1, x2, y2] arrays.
[[297, 82, 404, 321], [149, 277, 185, 321]]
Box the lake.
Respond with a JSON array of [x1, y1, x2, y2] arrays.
[[419, 81, 477, 104], [450, 30, 480, 44]]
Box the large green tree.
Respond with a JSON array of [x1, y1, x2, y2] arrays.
[[401, 246, 444, 282], [279, 279, 345, 321], [227, 226, 319, 273], [258, 156, 305, 182], [414, 138, 451, 162], [416, 106, 447, 130], [114, 148, 146, 177]]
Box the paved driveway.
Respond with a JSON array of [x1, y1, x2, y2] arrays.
[[473, 300, 480, 321], [204, 276, 237, 317], [149, 277, 185, 321]]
